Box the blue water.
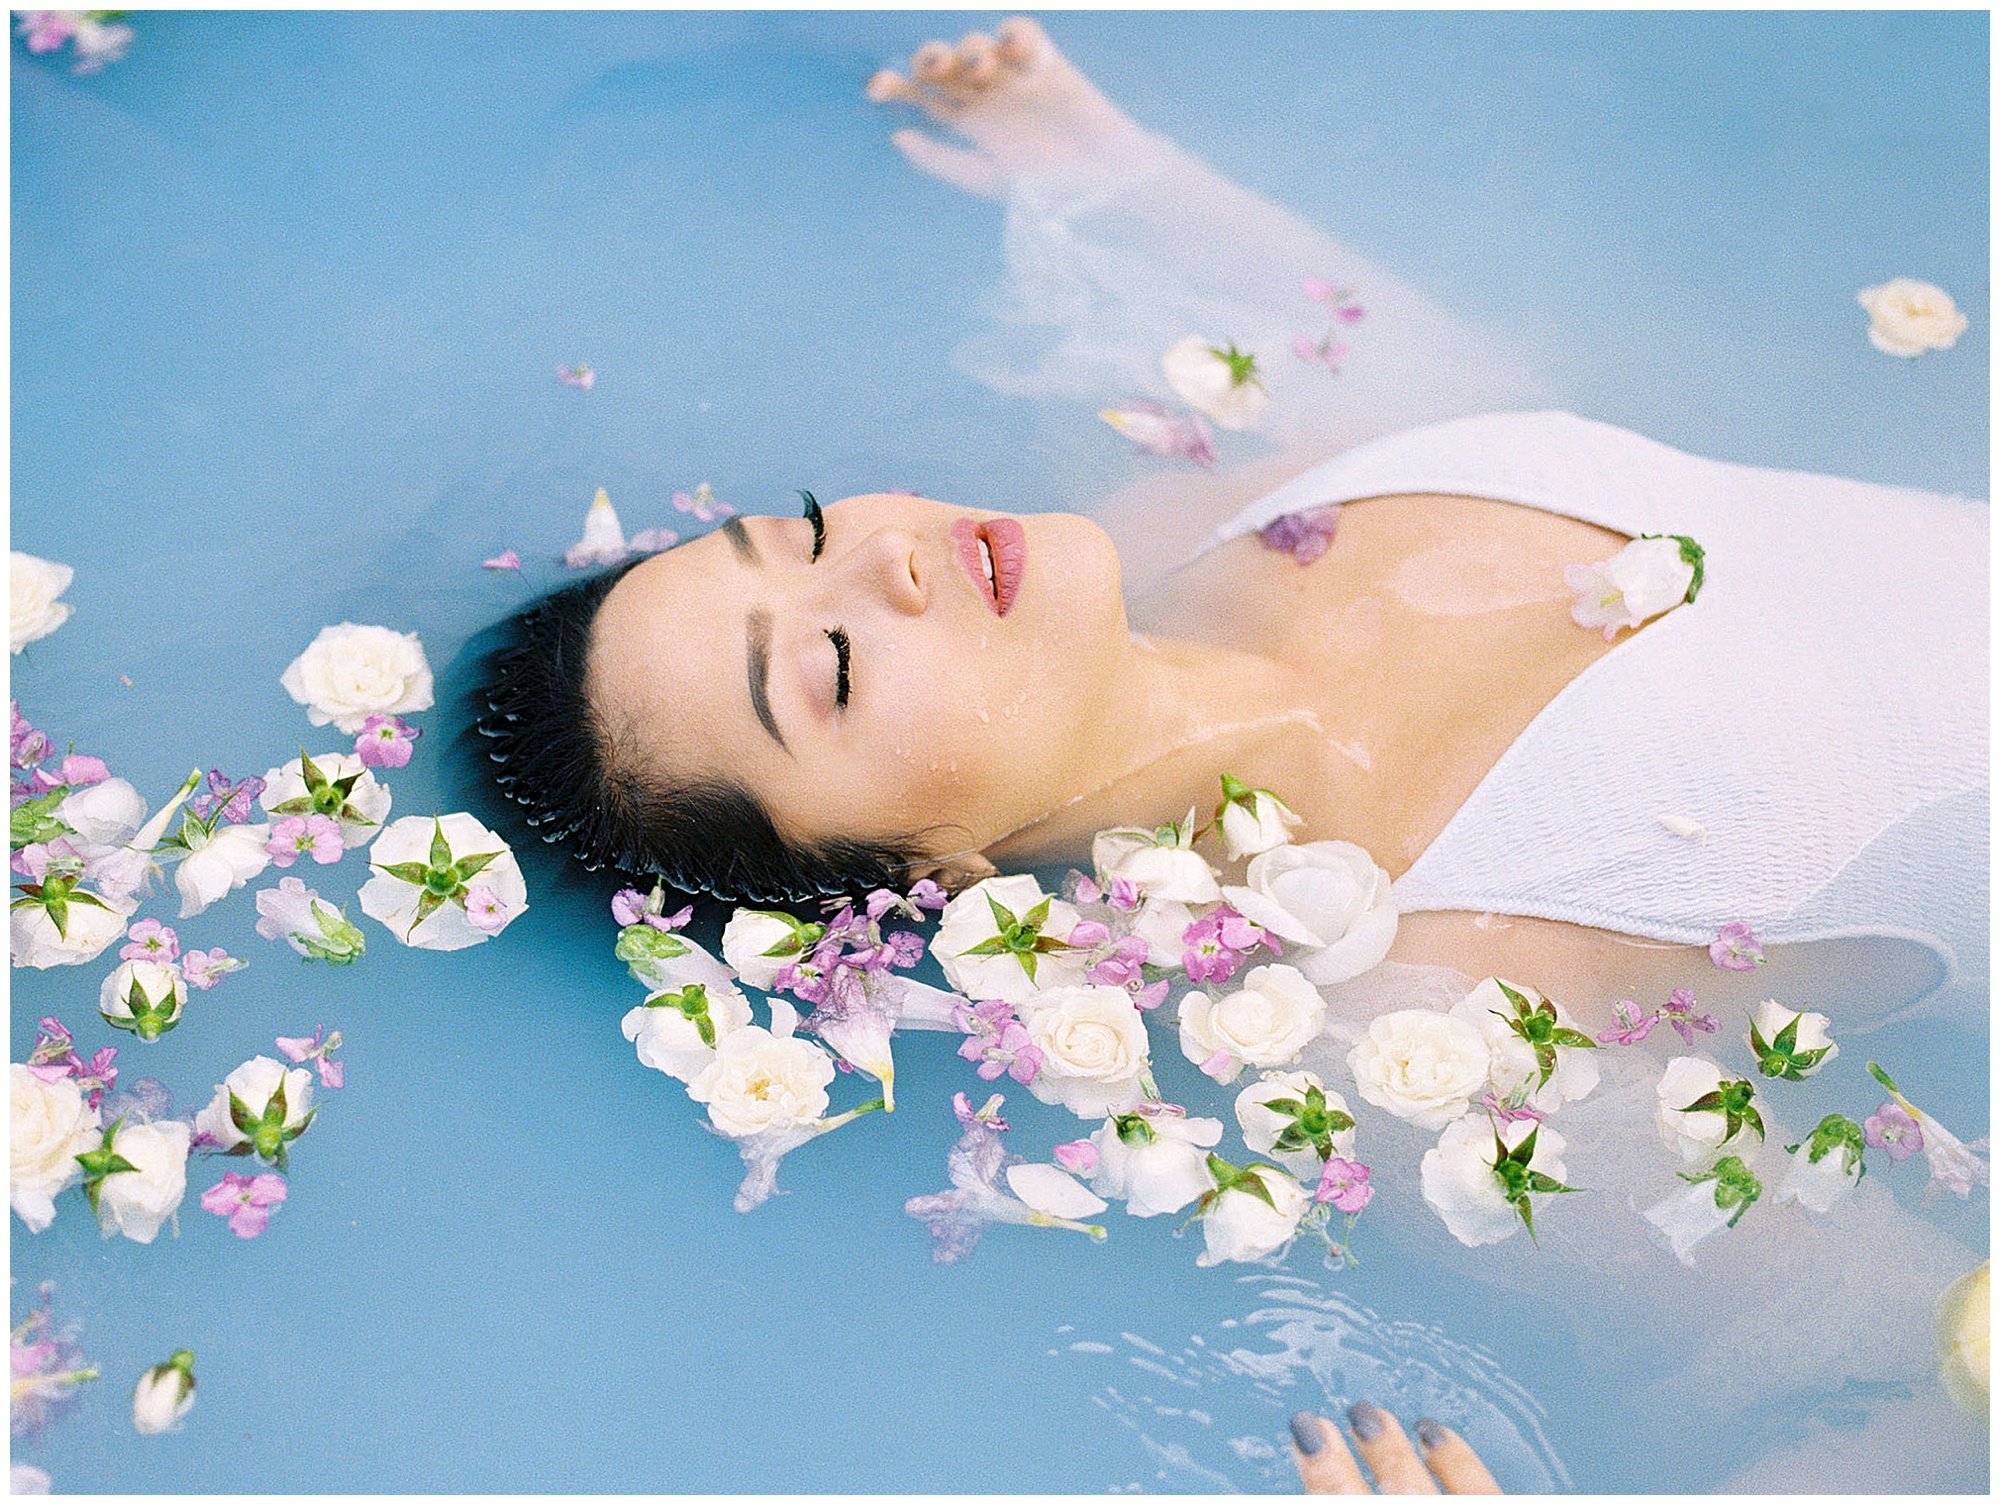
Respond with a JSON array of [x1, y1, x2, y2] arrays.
[[11, 10, 1987, 1493]]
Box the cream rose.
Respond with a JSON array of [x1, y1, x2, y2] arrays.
[[1218, 783, 1302, 861], [1196, 1162, 1310, 1265], [1937, 1263, 1989, 1417], [1655, 1055, 1760, 1167], [1178, 964, 1327, 1084], [131, 1351, 196, 1435], [1127, 896, 1196, 969], [280, 622, 435, 733], [174, 822, 273, 918], [686, 1023, 836, 1139], [1857, 277, 1970, 357], [1091, 826, 1221, 905], [1161, 336, 1270, 431], [1748, 998, 1837, 1081], [10, 1066, 99, 1233], [358, 813, 527, 950], [1086, 1110, 1224, 1217], [1235, 1069, 1356, 1180], [10, 884, 130, 969], [720, 908, 820, 990], [1347, 1009, 1491, 1130], [93, 1120, 191, 1244], [259, 752, 392, 848], [1448, 977, 1600, 1111], [1020, 985, 1152, 1119], [1775, 1114, 1866, 1215], [98, 959, 188, 1042], [1565, 536, 1699, 641], [934, 874, 1087, 1005], [621, 980, 754, 1083], [56, 778, 145, 848], [1421, 1114, 1569, 1248], [1222, 841, 1397, 986], [11, 552, 74, 654], [193, 1056, 316, 1160]]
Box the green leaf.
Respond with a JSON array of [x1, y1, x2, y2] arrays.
[[1260, 1096, 1306, 1118], [1772, 1014, 1802, 1055], [1672, 534, 1706, 602], [265, 1077, 289, 1131]]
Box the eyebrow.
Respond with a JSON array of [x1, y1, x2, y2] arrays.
[[722, 516, 760, 566], [745, 609, 789, 753]]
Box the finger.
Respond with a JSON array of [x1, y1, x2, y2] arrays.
[[889, 128, 1005, 200], [1291, 1411, 1370, 1495], [1414, 1420, 1501, 1495], [912, 40, 956, 83], [955, 32, 999, 85], [865, 68, 912, 104], [995, 15, 1047, 64], [1347, 1402, 1440, 1495]]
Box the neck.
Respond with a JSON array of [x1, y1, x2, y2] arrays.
[[981, 631, 1329, 870]]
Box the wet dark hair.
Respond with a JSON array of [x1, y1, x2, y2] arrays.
[[476, 558, 929, 904]]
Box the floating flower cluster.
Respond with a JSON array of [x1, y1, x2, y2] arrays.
[[12, 11, 131, 75]]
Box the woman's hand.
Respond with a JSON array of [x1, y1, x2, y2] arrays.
[[1291, 1405, 1502, 1495]]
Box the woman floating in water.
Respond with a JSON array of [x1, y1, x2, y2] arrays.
[[480, 17, 1986, 1031]]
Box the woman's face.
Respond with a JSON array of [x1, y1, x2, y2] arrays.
[[588, 492, 1130, 876]]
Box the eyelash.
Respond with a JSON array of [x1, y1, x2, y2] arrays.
[[825, 627, 850, 710], [800, 490, 825, 561]]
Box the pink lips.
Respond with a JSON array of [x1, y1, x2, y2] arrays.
[[950, 516, 1026, 617]]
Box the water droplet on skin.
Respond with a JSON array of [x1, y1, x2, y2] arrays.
[[976, 708, 990, 724]]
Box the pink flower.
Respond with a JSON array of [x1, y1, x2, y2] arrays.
[[954, 998, 1042, 1084], [628, 528, 680, 554], [1597, 999, 1657, 1045], [119, 919, 179, 964], [10, 702, 52, 769], [275, 1025, 345, 1089], [1130, 978, 1170, 1012], [1314, 1157, 1374, 1214], [1864, 1102, 1924, 1161], [1709, 921, 1765, 971], [1086, 935, 1151, 989], [179, 947, 240, 990], [1053, 1140, 1100, 1175], [481, 549, 522, 571], [267, 813, 344, 868], [190, 769, 266, 824], [907, 878, 948, 911], [1181, 906, 1268, 985], [17, 13, 77, 53], [1478, 1090, 1546, 1125], [1067, 919, 1112, 949], [56, 754, 108, 788], [951, 1090, 1007, 1132], [1659, 988, 1720, 1045], [354, 713, 419, 770], [199, 1172, 288, 1239], [555, 364, 596, 390], [1291, 333, 1351, 370], [671, 484, 733, 523], [464, 884, 509, 934], [1259, 504, 1342, 566], [1301, 277, 1340, 303], [1099, 400, 1218, 467]]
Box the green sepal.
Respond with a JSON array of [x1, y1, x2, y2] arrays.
[[450, 851, 503, 883], [375, 860, 432, 886], [615, 925, 691, 963], [428, 818, 453, 871]]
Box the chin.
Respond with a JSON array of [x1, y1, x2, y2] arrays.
[[1022, 511, 1126, 635]]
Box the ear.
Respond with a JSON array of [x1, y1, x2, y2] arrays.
[[919, 850, 1000, 894]]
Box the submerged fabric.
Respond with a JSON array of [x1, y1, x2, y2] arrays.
[[1211, 410, 1990, 977]]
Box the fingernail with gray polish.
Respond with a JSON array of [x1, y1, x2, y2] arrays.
[[1290, 1412, 1325, 1455], [1348, 1400, 1384, 1440], [1416, 1418, 1448, 1450]]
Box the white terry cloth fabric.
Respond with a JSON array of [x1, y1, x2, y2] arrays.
[[1208, 410, 1989, 978]]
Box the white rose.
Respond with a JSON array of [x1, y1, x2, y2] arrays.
[[11, 552, 74, 654], [1564, 536, 1697, 641], [1655, 1056, 1758, 1166], [12, 1464, 51, 1494], [1128, 896, 1196, 968], [1936, 1263, 1989, 1417], [358, 813, 527, 950], [131, 1352, 196, 1435], [686, 1025, 835, 1139], [280, 622, 435, 733], [1178, 963, 1327, 1083], [1642, 1157, 1761, 1267], [1421, 1115, 1568, 1248], [620, 980, 754, 1083], [193, 1056, 315, 1159], [93, 1120, 190, 1244], [1219, 786, 1302, 861], [258, 752, 392, 847], [720, 909, 818, 990], [10, 1066, 99, 1233], [1092, 827, 1221, 904], [933, 874, 1087, 1005], [619, 930, 738, 998], [1087, 1111, 1224, 1217], [1748, 998, 1837, 1081], [174, 823, 272, 917], [56, 778, 145, 847], [1196, 1163, 1310, 1266], [1857, 277, 1970, 357], [1775, 1115, 1866, 1215], [10, 885, 130, 968], [1019, 985, 1151, 1119], [1161, 335, 1270, 431], [98, 959, 188, 1042], [1235, 1070, 1356, 1180], [1222, 840, 1397, 986], [1447, 977, 1600, 1111], [1347, 1009, 1492, 1130], [1004, 1163, 1108, 1222]]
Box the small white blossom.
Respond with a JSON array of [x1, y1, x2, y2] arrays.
[[933, 874, 1088, 1005], [621, 980, 754, 1083], [1857, 277, 1970, 357], [10, 552, 74, 653], [173, 823, 273, 918], [97, 959, 187, 1042], [193, 1056, 316, 1164], [90, 1120, 191, 1245], [131, 1352, 195, 1435], [1235, 1070, 1356, 1180], [1161, 336, 1270, 431], [1564, 535, 1701, 641], [1196, 1160, 1309, 1265]]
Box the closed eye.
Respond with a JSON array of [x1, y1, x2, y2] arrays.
[[801, 490, 825, 561], [825, 627, 850, 710]]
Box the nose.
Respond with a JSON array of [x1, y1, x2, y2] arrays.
[[843, 524, 928, 616]]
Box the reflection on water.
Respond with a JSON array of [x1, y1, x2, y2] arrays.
[[1064, 1273, 1572, 1493]]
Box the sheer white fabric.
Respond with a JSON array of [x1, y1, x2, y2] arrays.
[[1211, 410, 1990, 990]]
